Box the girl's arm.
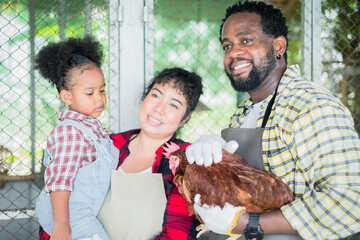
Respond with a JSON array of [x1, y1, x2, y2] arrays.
[[50, 191, 71, 240]]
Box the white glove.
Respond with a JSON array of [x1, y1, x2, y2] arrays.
[[186, 135, 239, 166], [194, 194, 243, 235]]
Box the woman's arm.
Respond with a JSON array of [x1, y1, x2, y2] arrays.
[[156, 186, 199, 240]]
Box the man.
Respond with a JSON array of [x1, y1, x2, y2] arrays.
[[185, 1, 360, 240]]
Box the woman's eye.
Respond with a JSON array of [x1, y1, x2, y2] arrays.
[[151, 93, 159, 98], [170, 103, 178, 109], [86, 93, 93, 96]]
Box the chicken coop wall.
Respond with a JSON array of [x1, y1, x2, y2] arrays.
[[1, 0, 359, 239]]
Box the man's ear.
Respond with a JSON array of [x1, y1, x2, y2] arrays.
[[180, 112, 192, 126], [273, 36, 287, 57], [60, 89, 72, 106]]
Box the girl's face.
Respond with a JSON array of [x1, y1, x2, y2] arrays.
[[139, 81, 190, 140], [61, 66, 107, 119]]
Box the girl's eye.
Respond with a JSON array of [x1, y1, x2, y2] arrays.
[[152, 93, 159, 98]]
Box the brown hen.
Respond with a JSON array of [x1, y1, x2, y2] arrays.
[[171, 149, 294, 215]]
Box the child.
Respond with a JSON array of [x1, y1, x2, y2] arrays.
[[35, 36, 118, 240]]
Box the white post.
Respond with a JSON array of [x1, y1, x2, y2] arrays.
[[302, 0, 322, 82]]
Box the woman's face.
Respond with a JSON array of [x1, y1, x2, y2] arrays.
[[139, 81, 189, 140]]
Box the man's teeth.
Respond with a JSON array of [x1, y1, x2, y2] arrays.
[[234, 63, 250, 70], [149, 116, 161, 124]]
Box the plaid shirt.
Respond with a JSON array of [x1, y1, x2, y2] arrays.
[[111, 129, 200, 240], [43, 110, 108, 193], [230, 65, 360, 239]]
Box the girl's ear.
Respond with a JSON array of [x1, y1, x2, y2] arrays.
[[60, 89, 72, 106], [180, 112, 192, 127]]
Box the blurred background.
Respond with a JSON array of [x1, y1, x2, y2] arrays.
[[0, 0, 359, 239]]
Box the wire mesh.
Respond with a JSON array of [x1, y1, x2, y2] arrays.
[[0, 0, 359, 239], [1, 0, 110, 239]]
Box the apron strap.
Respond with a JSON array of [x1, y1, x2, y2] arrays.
[[261, 86, 278, 128]]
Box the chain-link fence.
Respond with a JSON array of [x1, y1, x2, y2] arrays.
[[0, 1, 110, 239], [0, 0, 359, 239]]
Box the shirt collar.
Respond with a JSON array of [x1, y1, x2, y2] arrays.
[[276, 64, 301, 95], [58, 110, 107, 136]]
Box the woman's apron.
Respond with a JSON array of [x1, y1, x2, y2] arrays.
[[200, 92, 302, 240], [97, 169, 167, 240]]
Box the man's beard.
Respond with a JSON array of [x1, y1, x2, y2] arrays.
[[226, 47, 277, 92]]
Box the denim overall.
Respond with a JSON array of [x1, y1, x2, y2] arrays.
[[36, 119, 119, 240]]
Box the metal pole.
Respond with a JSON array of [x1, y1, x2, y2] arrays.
[[85, 0, 92, 35], [29, 0, 36, 174]]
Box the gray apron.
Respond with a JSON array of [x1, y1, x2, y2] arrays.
[[199, 92, 302, 240]]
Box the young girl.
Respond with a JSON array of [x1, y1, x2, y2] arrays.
[[35, 36, 118, 240], [98, 68, 203, 239]]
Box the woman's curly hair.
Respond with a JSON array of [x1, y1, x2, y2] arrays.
[[35, 35, 103, 92], [219, 0, 289, 62]]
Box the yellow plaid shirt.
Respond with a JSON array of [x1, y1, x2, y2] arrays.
[[229, 65, 360, 239]]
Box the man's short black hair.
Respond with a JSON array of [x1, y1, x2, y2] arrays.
[[220, 0, 289, 61]]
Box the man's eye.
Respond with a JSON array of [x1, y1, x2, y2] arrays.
[[223, 44, 231, 51], [86, 93, 93, 95], [243, 39, 252, 44]]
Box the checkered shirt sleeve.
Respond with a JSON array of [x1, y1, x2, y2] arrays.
[[43, 121, 97, 193]]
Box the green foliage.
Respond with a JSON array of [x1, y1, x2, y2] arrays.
[[2, 0, 106, 14]]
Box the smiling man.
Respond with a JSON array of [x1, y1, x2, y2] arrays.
[[186, 1, 360, 240]]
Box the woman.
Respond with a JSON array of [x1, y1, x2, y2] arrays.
[[98, 67, 203, 239]]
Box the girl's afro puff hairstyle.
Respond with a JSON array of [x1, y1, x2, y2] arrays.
[[35, 35, 103, 92]]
